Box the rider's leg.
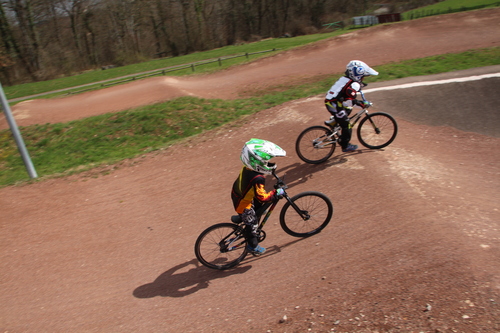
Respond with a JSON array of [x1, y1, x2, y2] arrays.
[[241, 208, 265, 254], [336, 116, 352, 150], [326, 103, 357, 151], [241, 208, 259, 248], [325, 103, 337, 126]]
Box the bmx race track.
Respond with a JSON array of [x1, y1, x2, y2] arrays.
[[1, 8, 500, 333]]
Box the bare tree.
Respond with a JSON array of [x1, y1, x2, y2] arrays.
[[4, 0, 42, 76], [1, 0, 420, 85]]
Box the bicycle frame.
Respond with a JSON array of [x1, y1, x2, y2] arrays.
[[221, 171, 311, 252], [315, 110, 367, 147], [219, 200, 279, 253], [324, 90, 374, 141], [248, 171, 312, 232], [256, 200, 278, 231], [196, 170, 334, 269]]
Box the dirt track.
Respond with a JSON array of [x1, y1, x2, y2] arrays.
[[1, 8, 500, 333]]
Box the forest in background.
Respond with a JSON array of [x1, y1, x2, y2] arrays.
[[0, 0, 445, 85]]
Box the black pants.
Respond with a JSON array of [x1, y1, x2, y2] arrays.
[[326, 104, 352, 149]]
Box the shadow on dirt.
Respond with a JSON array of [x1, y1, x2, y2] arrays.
[[240, 237, 306, 266], [272, 148, 378, 190], [133, 237, 309, 299], [133, 146, 377, 300], [133, 259, 252, 298]]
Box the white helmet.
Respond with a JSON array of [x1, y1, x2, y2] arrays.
[[346, 60, 379, 82], [240, 138, 286, 175]]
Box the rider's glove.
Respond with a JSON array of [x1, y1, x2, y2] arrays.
[[275, 188, 285, 199], [352, 99, 370, 108], [358, 100, 371, 108]]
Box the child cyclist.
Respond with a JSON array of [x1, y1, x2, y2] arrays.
[[231, 138, 286, 255], [324, 60, 378, 152]]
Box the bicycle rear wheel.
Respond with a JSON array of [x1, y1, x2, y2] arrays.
[[296, 126, 336, 164], [194, 223, 248, 270], [280, 191, 333, 237], [357, 112, 398, 149]]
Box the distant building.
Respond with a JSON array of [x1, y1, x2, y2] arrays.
[[352, 15, 379, 26], [377, 13, 401, 23], [352, 12, 401, 26]]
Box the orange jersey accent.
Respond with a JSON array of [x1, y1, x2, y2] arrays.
[[231, 167, 275, 214]]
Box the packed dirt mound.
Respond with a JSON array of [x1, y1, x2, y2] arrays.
[[1, 8, 499, 333]]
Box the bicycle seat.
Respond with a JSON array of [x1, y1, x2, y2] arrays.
[[231, 215, 242, 224]]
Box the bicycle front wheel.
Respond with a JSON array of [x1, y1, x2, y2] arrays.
[[296, 126, 336, 164], [280, 191, 333, 237], [194, 223, 248, 270], [357, 112, 398, 149]]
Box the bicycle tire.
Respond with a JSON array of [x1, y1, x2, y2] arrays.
[[194, 223, 248, 270], [280, 191, 333, 237], [295, 126, 336, 164], [357, 112, 398, 149]]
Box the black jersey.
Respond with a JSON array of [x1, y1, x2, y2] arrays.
[[231, 167, 275, 214]]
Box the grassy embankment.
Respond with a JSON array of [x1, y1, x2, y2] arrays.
[[402, 0, 500, 19], [1, 47, 498, 187]]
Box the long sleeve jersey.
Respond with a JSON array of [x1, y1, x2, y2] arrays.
[[325, 76, 362, 110], [231, 167, 276, 214]]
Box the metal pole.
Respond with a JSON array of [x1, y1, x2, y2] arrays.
[[0, 82, 38, 179]]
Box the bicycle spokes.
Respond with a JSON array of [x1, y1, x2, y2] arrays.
[[296, 126, 337, 164], [313, 136, 334, 149], [357, 112, 398, 149], [279, 191, 333, 237], [298, 209, 311, 220], [367, 118, 381, 134], [219, 232, 245, 253]]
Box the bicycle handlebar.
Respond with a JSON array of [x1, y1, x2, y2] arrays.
[[272, 170, 288, 190], [359, 91, 373, 109]]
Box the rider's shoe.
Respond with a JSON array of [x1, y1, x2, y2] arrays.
[[324, 117, 336, 127], [247, 245, 266, 256], [231, 215, 242, 224], [342, 144, 358, 152]]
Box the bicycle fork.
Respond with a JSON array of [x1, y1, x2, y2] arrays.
[[283, 196, 311, 221], [365, 115, 381, 134]]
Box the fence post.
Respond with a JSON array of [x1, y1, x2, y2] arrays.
[[218, 58, 222, 66], [245, 52, 249, 59], [191, 64, 195, 72]]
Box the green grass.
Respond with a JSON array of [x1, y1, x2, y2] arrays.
[[3, 30, 347, 101], [1, 46, 499, 187], [403, 0, 500, 19], [365, 48, 500, 81]]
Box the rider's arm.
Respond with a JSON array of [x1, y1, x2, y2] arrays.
[[342, 81, 365, 110], [343, 81, 361, 101], [253, 177, 277, 203]]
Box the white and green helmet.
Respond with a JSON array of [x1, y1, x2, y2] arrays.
[[240, 138, 286, 175]]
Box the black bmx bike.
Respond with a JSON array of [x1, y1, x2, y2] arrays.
[[296, 91, 398, 164], [194, 171, 333, 270]]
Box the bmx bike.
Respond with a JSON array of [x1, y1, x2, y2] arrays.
[[194, 171, 333, 270], [296, 91, 398, 164]]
